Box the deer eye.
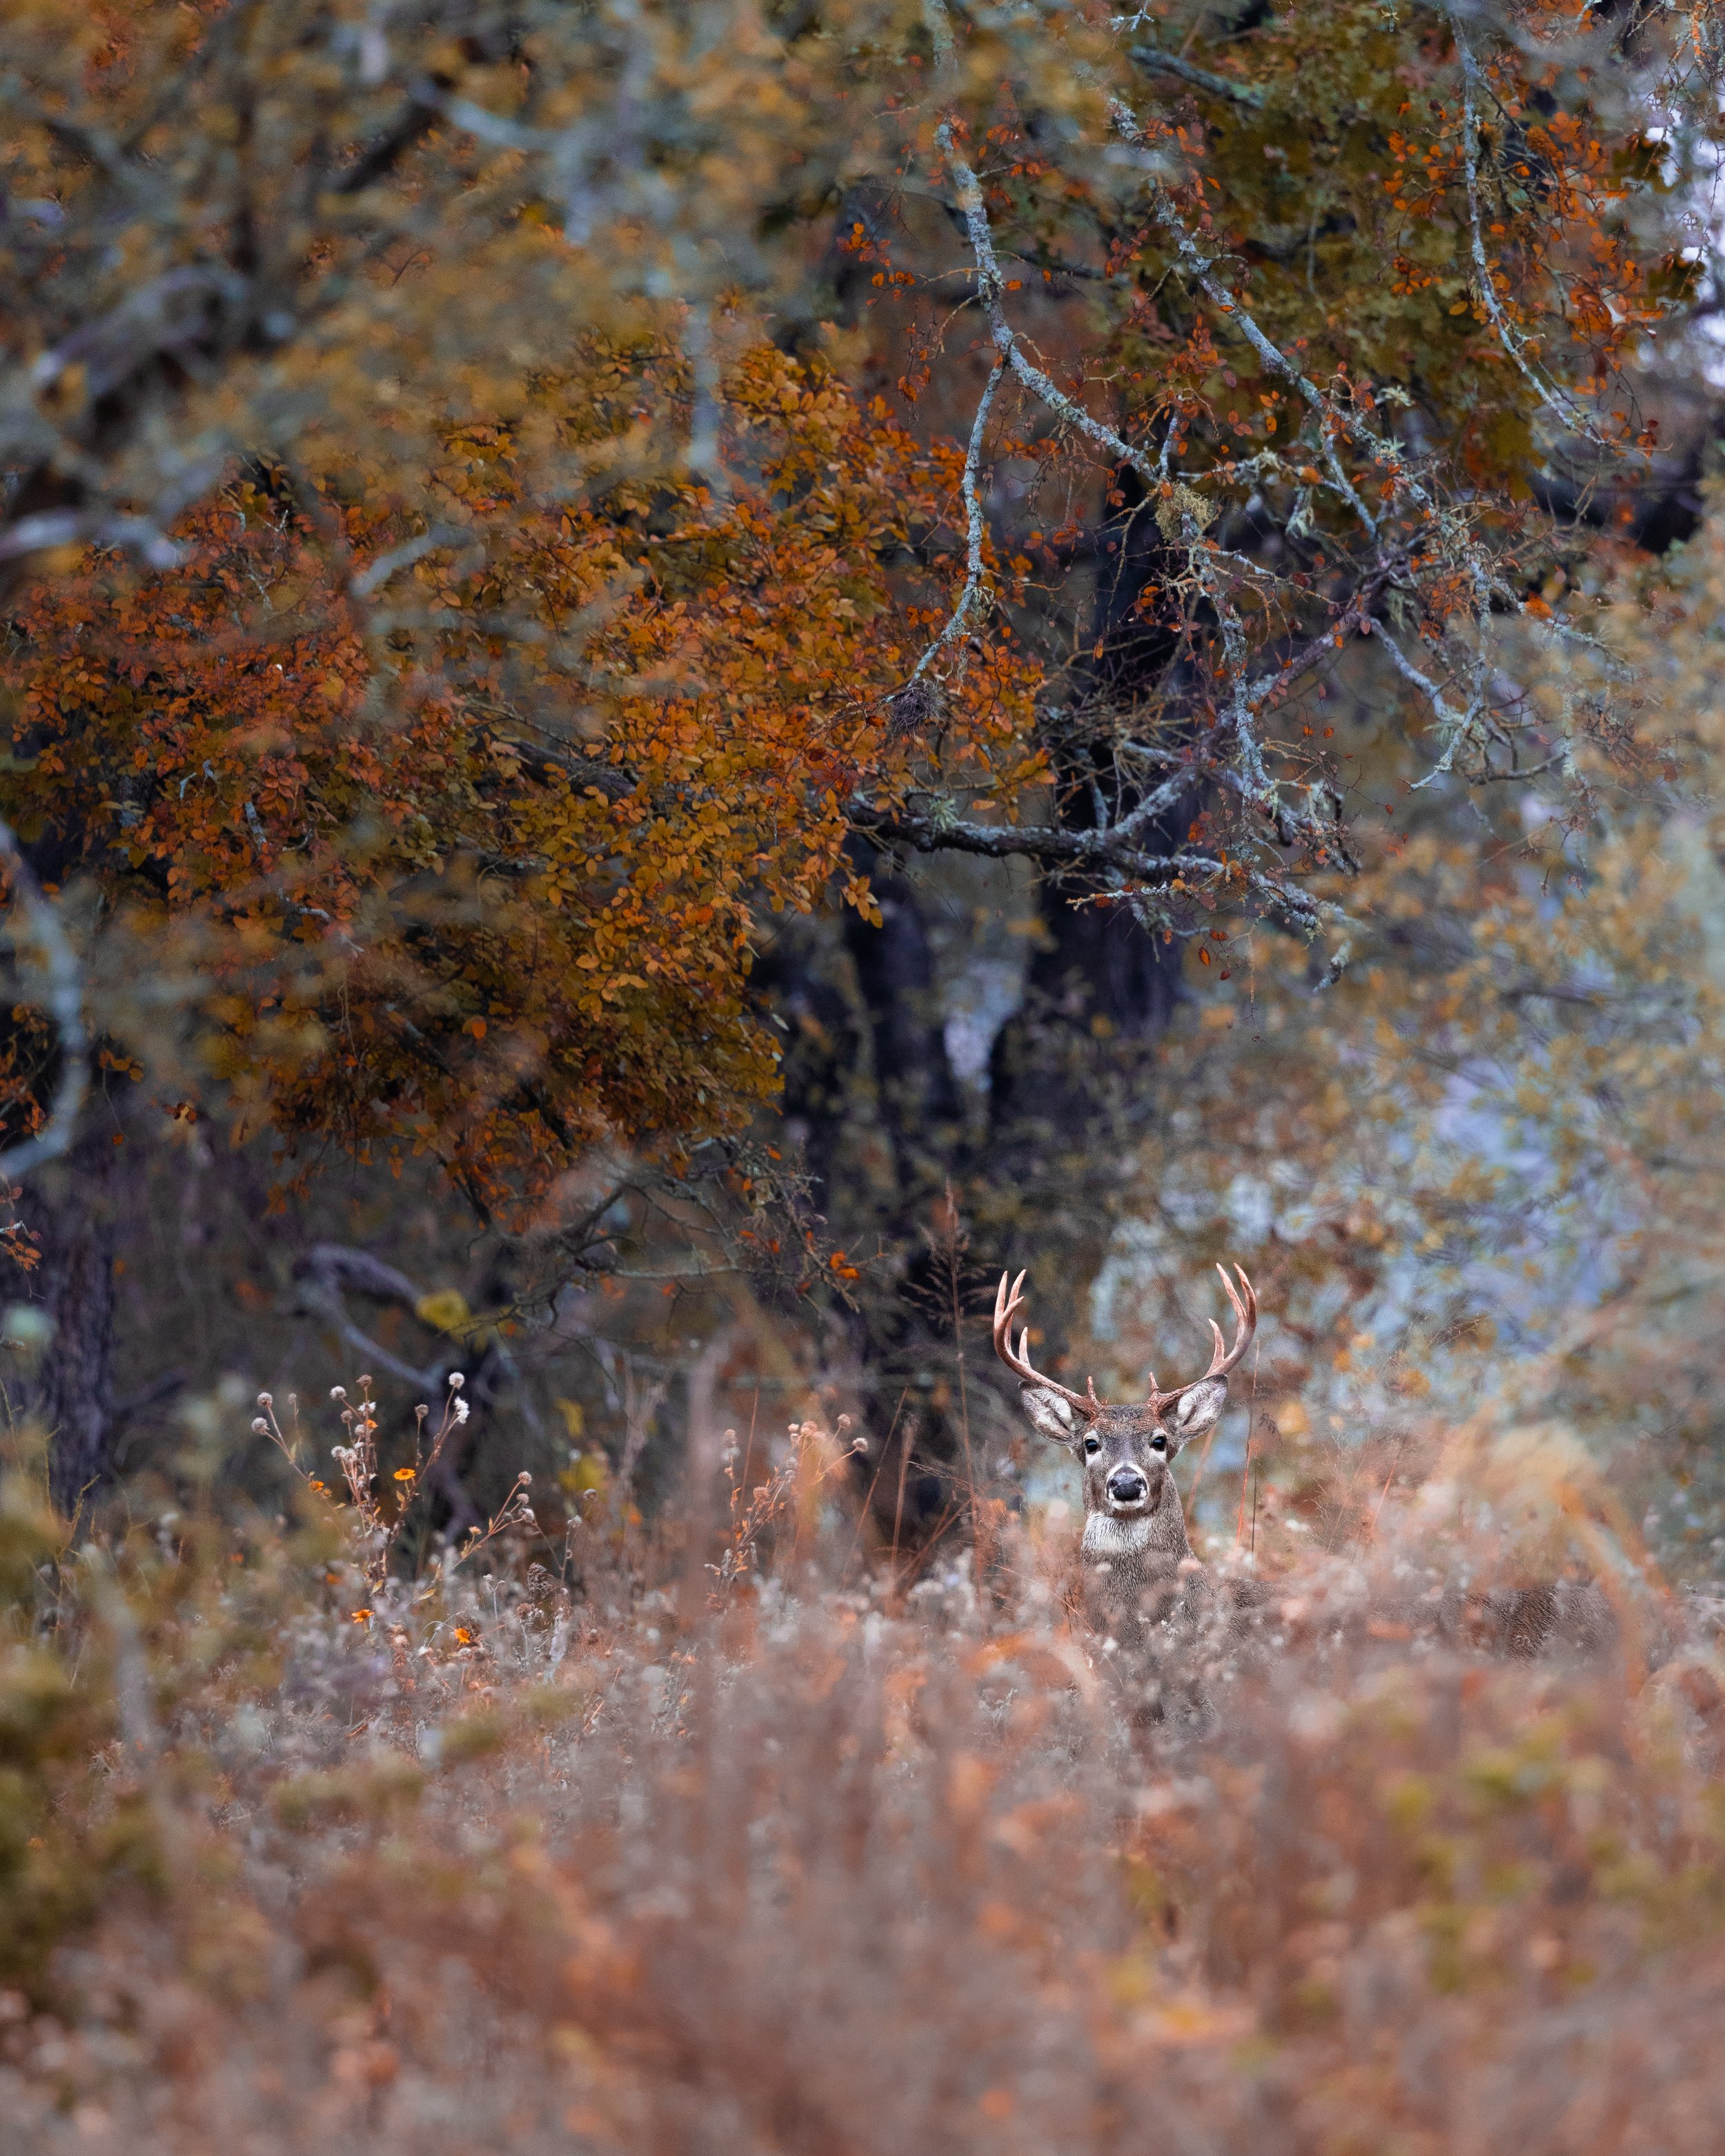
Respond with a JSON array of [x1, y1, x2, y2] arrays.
[[1150, 1435, 1167, 1452], [1083, 1435, 1101, 1456]]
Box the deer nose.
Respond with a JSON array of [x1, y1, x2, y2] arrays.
[[1107, 1468, 1149, 1505]]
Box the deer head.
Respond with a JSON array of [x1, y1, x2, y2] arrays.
[[993, 1265, 1257, 1527]]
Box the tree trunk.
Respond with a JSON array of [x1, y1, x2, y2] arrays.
[[990, 463, 1187, 1123], [21, 1122, 126, 1521], [840, 838, 963, 1193], [754, 475, 1193, 1546]]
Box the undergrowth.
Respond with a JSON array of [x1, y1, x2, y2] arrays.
[[2, 1396, 1724, 2155]]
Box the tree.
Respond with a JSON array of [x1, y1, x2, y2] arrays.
[[2, 342, 1043, 1500], [0, 0, 1716, 1512]]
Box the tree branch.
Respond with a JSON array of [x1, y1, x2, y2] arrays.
[[1446, 8, 1610, 448], [1127, 39, 1268, 110], [851, 799, 1328, 940], [900, 358, 1005, 695]]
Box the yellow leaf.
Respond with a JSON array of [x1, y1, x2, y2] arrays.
[[415, 1287, 473, 1335], [560, 1449, 609, 1499]]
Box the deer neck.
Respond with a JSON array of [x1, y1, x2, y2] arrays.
[[1081, 1477, 1194, 1575]]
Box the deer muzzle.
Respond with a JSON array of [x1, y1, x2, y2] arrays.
[[1106, 1465, 1151, 1510]]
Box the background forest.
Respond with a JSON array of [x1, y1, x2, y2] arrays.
[[5, 1, 1725, 2149]]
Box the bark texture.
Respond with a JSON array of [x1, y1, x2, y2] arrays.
[[23, 1122, 126, 1520]]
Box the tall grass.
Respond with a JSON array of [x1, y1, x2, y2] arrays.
[[3, 1405, 1724, 2155]]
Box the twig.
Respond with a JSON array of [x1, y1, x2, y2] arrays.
[[456, 1469, 537, 1570], [934, 124, 1358, 873], [1105, 99, 1436, 530], [900, 359, 1005, 695], [1127, 39, 1268, 110], [349, 524, 469, 600], [1446, 9, 1610, 448], [0, 508, 185, 571], [940, 125, 1169, 494]]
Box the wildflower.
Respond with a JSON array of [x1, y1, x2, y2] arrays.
[[393, 1467, 415, 1482], [331, 1385, 347, 1400], [257, 1392, 273, 1407], [453, 1398, 470, 1424], [251, 1417, 269, 1434], [447, 1370, 465, 1389]]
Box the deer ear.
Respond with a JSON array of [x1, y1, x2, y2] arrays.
[[1019, 1384, 1081, 1448], [1167, 1376, 1228, 1452]]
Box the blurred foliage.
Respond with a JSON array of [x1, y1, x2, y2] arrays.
[[1, 343, 1035, 1216], [0, 1436, 120, 1991]]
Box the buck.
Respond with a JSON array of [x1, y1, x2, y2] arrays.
[[994, 1263, 1261, 1659], [996, 1265, 1622, 1675]]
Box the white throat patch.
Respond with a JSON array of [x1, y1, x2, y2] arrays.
[[1083, 1512, 1157, 1558]]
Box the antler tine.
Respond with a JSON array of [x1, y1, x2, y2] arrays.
[[1201, 1262, 1258, 1378], [992, 1269, 1099, 1418], [1151, 1261, 1259, 1405]]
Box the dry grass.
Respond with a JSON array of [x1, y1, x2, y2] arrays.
[[4, 1410, 1725, 2156]]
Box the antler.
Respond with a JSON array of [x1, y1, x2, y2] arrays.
[[1150, 1264, 1257, 1410], [992, 1270, 1100, 1419], [995, 1264, 1257, 1418]]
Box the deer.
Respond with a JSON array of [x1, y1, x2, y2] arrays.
[[994, 1265, 1626, 1683], [994, 1263, 1264, 1685]]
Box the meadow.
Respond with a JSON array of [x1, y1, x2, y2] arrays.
[[4, 1398, 1722, 2156]]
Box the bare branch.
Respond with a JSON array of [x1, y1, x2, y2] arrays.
[[292, 1244, 448, 1392], [0, 509, 186, 571], [938, 126, 1163, 491], [1447, 10, 1611, 448], [902, 359, 1005, 692], [1381, 626, 1484, 787], [1105, 100, 1433, 531], [931, 123, 1366, 902], [350, 524, 469, 600], [851, 798, 1330, 942], [1241, 564, 1400, 715], [1127, 39, 1268, 110]]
